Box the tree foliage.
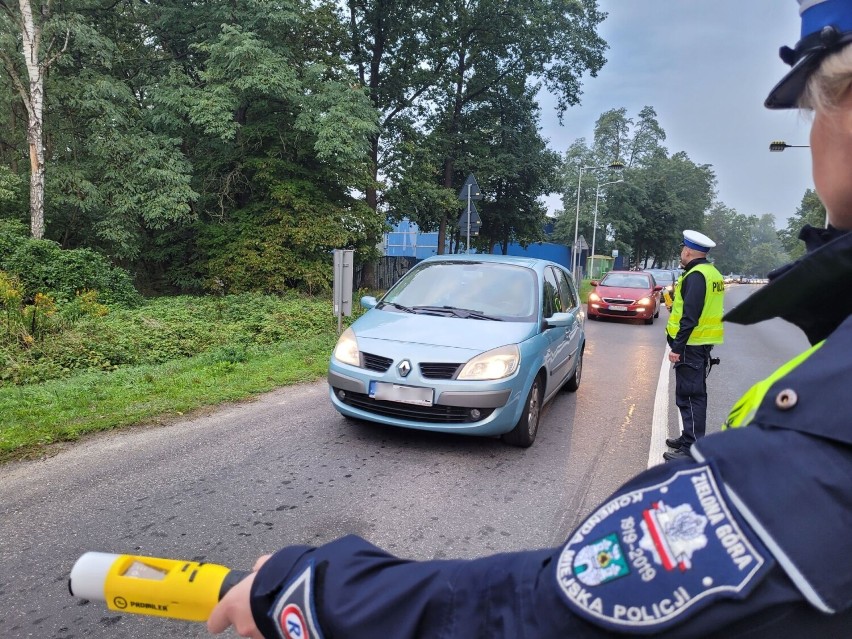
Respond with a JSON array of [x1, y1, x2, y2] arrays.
[[778, 189, 827, 260], [1, 0, 611, 292], [0, 219, 140, 306], [1, 1, 822, 294], [556, 107, 714, 268], [704, 209, 789, 276]]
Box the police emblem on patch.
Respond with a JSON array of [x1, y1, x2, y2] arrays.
[[640, 501, 708, 571], [269, 563, 325, 639], [555, 465, 770, 632], [574, 533, 630, 586]]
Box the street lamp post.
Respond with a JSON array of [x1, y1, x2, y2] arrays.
[[769, 140, 824, 225], [769, 140, 809, 151], [572, 161, 624, 282], [589, 179, 624, 280]]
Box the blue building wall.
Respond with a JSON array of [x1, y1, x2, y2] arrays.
[[384, 219, 440, 259], [492, 242, 571, 269], [385, 219, 606, 272]]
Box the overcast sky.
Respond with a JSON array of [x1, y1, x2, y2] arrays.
[[539, 0, 814, 229]]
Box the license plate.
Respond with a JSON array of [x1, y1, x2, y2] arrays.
[[369, 381, 433, 406], [608, 304, 629, 311]]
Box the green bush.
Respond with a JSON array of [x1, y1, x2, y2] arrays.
[[0, 222, 141, 307], [0, 292, 344, 386]]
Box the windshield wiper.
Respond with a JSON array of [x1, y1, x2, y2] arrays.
[[379, 301, 416, 313], [412, 305, 502, 321]]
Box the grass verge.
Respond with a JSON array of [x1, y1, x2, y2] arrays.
[[0, 335, 335, 463]]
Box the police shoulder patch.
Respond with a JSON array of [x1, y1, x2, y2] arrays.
[[269, 562, 325, 639], [555, 465, 770, 632]]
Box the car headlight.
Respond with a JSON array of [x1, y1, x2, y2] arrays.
[[588, 292, 600, 302], [637, 297, 652, 306], [458, 344, 520, 380], [332, 327, 361, 366]]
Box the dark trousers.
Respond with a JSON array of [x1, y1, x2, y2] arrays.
[[674, 345, 712, 448]]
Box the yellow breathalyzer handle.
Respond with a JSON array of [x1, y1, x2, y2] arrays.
[[69, 552, 249, 622], [663, 290, 673, 308]]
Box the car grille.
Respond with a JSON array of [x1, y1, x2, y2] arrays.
[[335, 390, 494, 423], [602, 297, 636, 304], [599, 308, 638, 317], [419, 363, 462, 379], [362, 352, 393, 372], [360, 354, 462, 380]]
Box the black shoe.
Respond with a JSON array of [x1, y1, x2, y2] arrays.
[[665, 437, 684, 449], [663, 448, 693, 462]]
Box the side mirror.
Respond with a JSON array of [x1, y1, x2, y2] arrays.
[[546, 312, 576, 329], [589, 281, 599, 287], [654, 285, 663, 292], [361, 295, 378, 309]]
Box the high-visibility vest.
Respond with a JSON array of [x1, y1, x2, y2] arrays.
[[723, 341, 824, 429], [666, 263, 725, 344]]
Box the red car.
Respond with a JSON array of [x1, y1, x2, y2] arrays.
[[587, 271, 662, 324]]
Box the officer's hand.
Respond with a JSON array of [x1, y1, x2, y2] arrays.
[[668, 351, 681, 363], [208, 555, 271, 638]]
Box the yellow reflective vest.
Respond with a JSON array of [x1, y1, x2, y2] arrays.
[[723, 341, 824, 429], [666, 263, 725, 345]]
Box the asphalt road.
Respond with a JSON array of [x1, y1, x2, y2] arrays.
[[0, 284, 810, 638]]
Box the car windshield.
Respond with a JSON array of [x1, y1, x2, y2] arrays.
[[382, 261, 537, 321], [600, 272, 652, 289], [645, 270, 674, 285]]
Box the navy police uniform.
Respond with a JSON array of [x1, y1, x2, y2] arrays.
[[665, 240, 723, 454], [242, 0, 852, 631], [246, 232, 852, 637]]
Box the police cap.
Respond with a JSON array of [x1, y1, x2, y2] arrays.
[[766, 0, 852, 109], [682, 230, 716, 252]]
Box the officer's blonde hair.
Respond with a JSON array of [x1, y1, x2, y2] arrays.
[[800, 45, 852, 110]]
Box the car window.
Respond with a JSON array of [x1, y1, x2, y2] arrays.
[[552, 266, 578, 311], [646, 270, 674, 286], [383, 261, 538, 321], [542, 268, 561, 317], [600, 272, 652, 288]]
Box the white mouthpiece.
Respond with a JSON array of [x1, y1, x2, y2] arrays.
[[69, 552, 118, 601]]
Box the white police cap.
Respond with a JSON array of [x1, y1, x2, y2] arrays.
[[766, 0, 852, 109], [683, 230, 716, 252]]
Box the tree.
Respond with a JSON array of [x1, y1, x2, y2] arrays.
[[745, 241, 788, 277], [470, 79, 561, 254], [703, 202, 752, 274], [558, 109, 714, 270], [0, 0, 382, 292], [0, 0, 69, 239], [343, 0, 449, 212], [779, 188, 826, 259], [426, 0, 607, 252]]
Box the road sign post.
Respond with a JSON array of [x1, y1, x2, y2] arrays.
[[332, 249, 354, 333], [457, 173, 482, 254]]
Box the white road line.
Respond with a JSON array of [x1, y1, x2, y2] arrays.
[[648, 344, 673, 468]]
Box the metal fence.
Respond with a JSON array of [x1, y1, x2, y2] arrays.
[[355, 256, 420, 291]]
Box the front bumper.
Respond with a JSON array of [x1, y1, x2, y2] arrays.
[[328, 368, 518, 435], [588, 301, 655, 319]]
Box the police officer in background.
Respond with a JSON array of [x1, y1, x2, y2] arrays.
[[663, 230, 725, 462], [209, 1, 852, 636]]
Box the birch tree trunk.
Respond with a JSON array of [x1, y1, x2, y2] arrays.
[[19, 0, 47, 238], [1, 0, 67, 239]]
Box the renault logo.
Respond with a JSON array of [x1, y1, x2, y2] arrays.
[[398, 360, 412, 377]]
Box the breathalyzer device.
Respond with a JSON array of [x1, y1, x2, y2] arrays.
[[69, 552, 249, 622]]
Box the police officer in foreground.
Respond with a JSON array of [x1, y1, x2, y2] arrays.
[[209, 1, 852, 636], [663, 230, 725, 462]]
